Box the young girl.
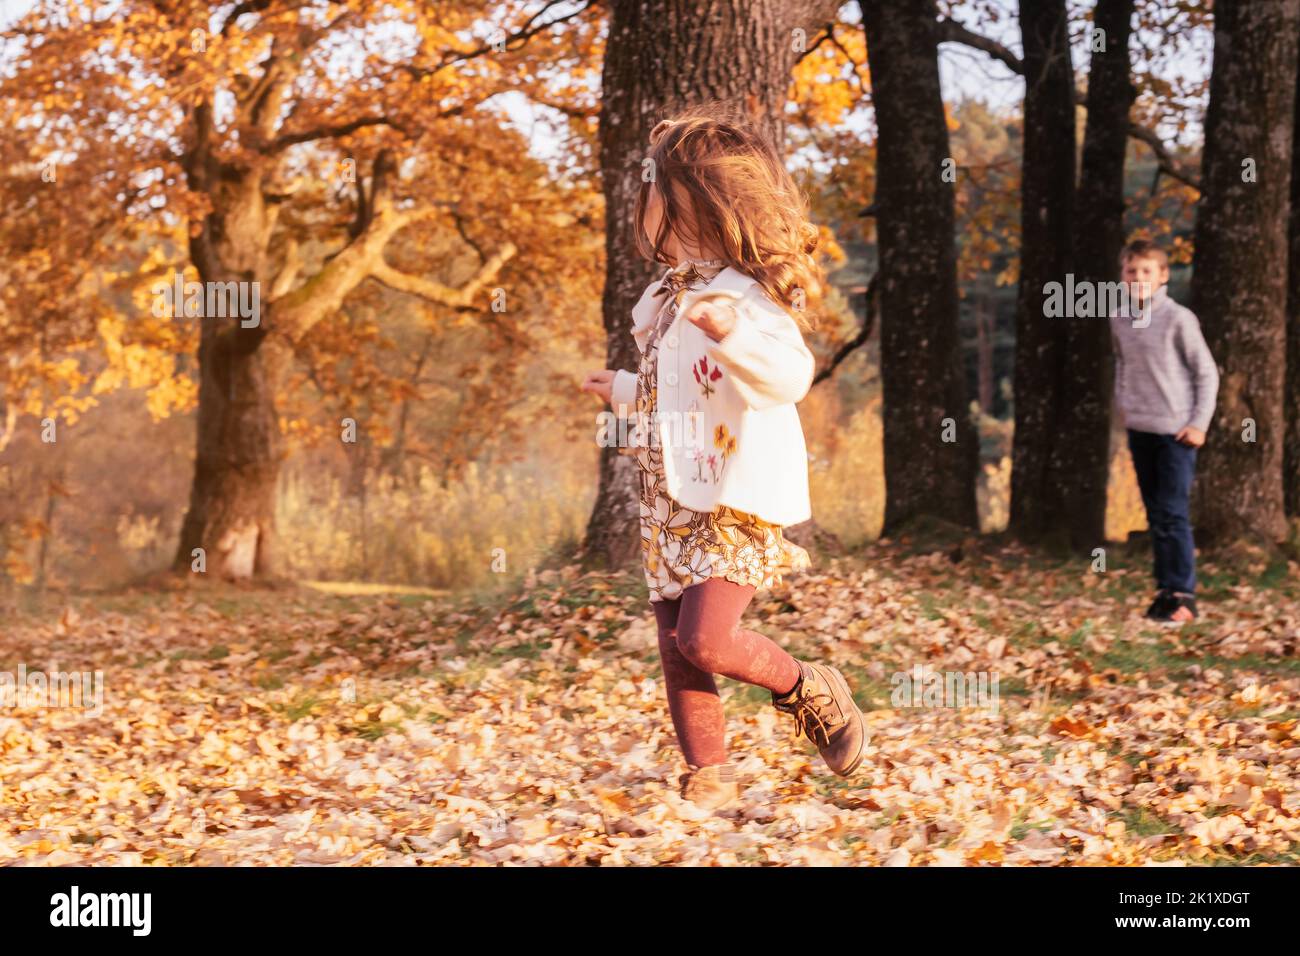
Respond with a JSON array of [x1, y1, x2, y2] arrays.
[[581, 110, 866, 810]]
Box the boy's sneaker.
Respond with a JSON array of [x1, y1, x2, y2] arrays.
[[1150, 591, 1197, 625], [772, 660, 867, 777], [1144, 589, 1175, 620], [678, 762, 739, 810]]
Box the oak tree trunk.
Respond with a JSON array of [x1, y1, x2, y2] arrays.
[[862, 0, 978, 532], [173, 107, 282, 580], [175, 321, 282, 579], [1191, 0, 1299, 545], [583, 0, 840, 568]]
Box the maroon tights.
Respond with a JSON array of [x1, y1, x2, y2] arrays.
[[651, 577, 802, 768]]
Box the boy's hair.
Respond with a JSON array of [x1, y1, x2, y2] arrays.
[[1119, 239, 1169, 269], [633, 104, 824, 330]]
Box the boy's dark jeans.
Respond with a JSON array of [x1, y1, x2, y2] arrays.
[[1127, 429, 1198, 594]]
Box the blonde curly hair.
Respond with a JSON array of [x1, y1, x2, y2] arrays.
[[633, 106, 825, 331]]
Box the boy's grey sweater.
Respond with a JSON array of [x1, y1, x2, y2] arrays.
[[1109, 285, 1219, 435]]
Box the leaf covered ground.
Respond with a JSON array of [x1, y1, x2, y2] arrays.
[[2, 536, 1298, 866]]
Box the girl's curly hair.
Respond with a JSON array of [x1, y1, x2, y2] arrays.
[[633, 105, 825, 331]]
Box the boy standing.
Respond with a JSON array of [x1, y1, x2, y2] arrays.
[[1110, 239, 1219, 623]]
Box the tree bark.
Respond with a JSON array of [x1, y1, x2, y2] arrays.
[[582, 0, 840, 568], [1061, 0, 1135, 549], [1191, 0, 1299, 545], [862, 0, 977, 532], [1008, 0, 1076, 543], [175, 318, 283, 579], [1287, 40, 1300, 520]]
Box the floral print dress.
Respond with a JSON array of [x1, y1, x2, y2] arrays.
[[634, 259, 811, 603]]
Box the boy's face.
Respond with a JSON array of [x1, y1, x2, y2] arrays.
[[1121, 254, 1169, 305]]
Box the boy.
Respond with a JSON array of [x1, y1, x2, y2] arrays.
[[1110, 239, 1219, 623]]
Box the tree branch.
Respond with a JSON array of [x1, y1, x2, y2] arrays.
[[269, 237, 301, 299], [937, 19, 1024, 75], [937, 19, 1202, 193], [218, 0, 273, 36], [1126, 121, 1202, 192], [826, 26, 868, 94], [794, 21, 840, 65], [812, 272, 878, 386], [370, 242, 518, 309], [406, 0, 600, 78], [269, 115, 404, 152]]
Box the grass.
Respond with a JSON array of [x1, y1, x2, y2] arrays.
[[1117, 807, 1181, 837]]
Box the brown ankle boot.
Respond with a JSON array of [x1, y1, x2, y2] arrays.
[[772, 660, 867, 777], [678, 762, 739, 810]]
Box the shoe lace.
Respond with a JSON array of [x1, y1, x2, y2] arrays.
[[785, 687, 838, 747]]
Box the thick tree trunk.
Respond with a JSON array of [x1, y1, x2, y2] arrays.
[[1191, 0, 1299, 545], [1287, 45, 1300, 520], [582, 0, 840, 568], [175, 327, 282, 579], [173, 114, 282, 580], [862, 0, 977, 532], [1009, 0, 1076, 543], [1061, 0, 1135, 549]]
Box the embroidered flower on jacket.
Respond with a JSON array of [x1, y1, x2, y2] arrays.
[[713, 423, 737, 456], [694, 356, 723, 398], [686, 444, 707, 482]]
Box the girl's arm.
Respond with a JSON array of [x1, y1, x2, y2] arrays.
[[689, 288, 815, 410]]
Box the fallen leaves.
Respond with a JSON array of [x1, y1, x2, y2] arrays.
[[0, 542, 1297, 866]]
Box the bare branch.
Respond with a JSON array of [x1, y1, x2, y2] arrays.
[[937, 19, 1202, 193], [795, 22, 839, 64], [826, 26, 868, 94], [937, 19, 1024, 75], [370, 242, 518, 309], [1126, 122, 1202, 192], [526, 95, 599, 119], [406, 0, 600, 78], [812, 273, 878, 387], [269, 115, 404, 152]]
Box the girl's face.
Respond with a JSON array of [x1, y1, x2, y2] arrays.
[[643, 182, 705, 266], [642, 185, 673, 262]]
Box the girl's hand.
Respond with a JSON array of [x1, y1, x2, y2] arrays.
[[683, 299, 739, 342], [580, 369, 617, 404], [1175, 425, 1206, 448]]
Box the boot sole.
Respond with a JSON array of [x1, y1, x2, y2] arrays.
[[820, 664, 867, 777]]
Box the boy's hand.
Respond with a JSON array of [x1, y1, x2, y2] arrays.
[[580, 369, 616, 404], [684, 299, 739, 342], [1175, 426, 1205, 447]]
